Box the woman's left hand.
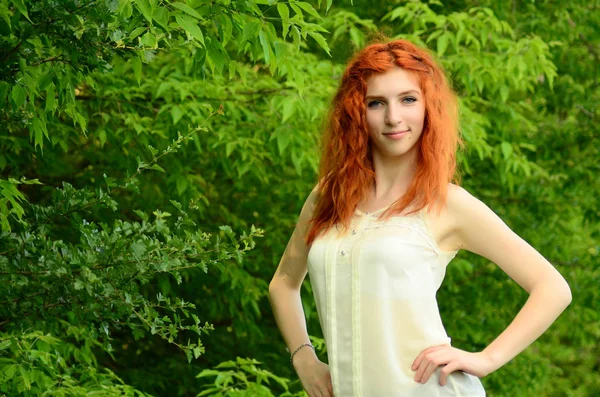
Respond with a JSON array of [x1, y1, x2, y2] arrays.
[[411, 344, 497, 386]]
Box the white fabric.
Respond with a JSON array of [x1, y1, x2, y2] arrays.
[[307, 206, 486, 396]]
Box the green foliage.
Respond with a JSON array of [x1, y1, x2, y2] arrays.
[[0, 177, 41, 231], [0, 331, 150, 396], [321, 9, 377, 50], [0, 124, 264, 394], [196, 357, 305, 397], [0, 0, 598, 395], [0, 0, 332, 160]]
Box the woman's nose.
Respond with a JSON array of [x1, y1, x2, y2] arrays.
[[385, 102, 403, 126]]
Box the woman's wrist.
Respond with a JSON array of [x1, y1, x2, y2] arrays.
[[290, 342, 315, 365], [291, 344, 318, 369]]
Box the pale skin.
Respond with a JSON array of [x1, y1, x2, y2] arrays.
[[268, 66, 571, 396], [268, 185, 333, 397]]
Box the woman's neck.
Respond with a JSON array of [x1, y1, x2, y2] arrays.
[[369, 151, 418, 200]]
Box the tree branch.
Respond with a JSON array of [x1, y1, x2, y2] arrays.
[[1, 41, 22, 63]]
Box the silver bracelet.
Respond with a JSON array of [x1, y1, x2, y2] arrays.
[[290, 342, 315, 364]]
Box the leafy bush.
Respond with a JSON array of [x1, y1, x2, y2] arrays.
[[1, 0, 598, 396]]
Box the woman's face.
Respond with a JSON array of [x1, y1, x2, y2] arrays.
[[364, 66, 425, 162]]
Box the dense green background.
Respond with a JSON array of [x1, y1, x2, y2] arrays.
[[1, 0, 598, 395]]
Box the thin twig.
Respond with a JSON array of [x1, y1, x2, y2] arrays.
[[1, 42, 22, 63], [576, 104, 594, 119], [30, 54, 64, 67]]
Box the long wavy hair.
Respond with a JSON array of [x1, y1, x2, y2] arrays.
[[305, 39, 461, 245]]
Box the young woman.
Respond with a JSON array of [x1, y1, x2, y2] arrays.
[[268, 39, 571, 397]]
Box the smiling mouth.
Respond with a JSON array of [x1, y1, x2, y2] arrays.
[[383, 130, 409, 136]]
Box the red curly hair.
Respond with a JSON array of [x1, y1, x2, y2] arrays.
[[306, 39, 461, 245]]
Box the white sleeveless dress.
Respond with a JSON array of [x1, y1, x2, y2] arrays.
[[307, 206, 486, 396]]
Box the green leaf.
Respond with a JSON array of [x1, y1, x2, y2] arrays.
[[277, 131, 291, 155], [171, 2, 202, 19], [291, 26, 301, 48], [45, 84, 55, 112], [296, 2, 322, 20], [98, 129, 107, 147], [277, 3, 290, 39], [225, 142, 235, 157], [437, 33, 449, 56], [132, 56, 142, 85], [290, 3, 303, 18], [156, 82, 170, 99], [32, 118, 46, 151], [2, 364, 17, 380], [291, 147, 303, 175], [176, 176, 188, 195], [36, 72, 52, 91], [73, 109, 87, 133], [308, 31, 331, 55], [147, 145, 159, 157], [12, 0, 30, 22], [0, 199, 11, 232], [242, 21, 261, 43], [258, 30, 270, 63], [228, 61, 236, 80], [281, 97, 295, 122], [290, 63, 305, 93], [176, 14, 205, 45], [0, 339, 11, 350], [171, 105, 184, 125], [33, 114, 48, 136], [129, 26, 146, 40], [501, 141, 513, 160], [480, 27, 488, 48], [205, 39, 226, 74], [31, 370, 52, 390], [220, 14, 233, 46], [149, 164, 165, 172], [0, 180, 26, 208], [153, 7, 170, 30], [11, 84, 26, 108], [134, 0, 153, 23], [349, 26, 362, 47], [140, 32, 158, 48], [133, 209, 148, 221], [237, 162, 251, 178], [0, 4, 11, 29], [131, 241, 147, 258], [500, 85, 509, 103], [19, 365, 31, 390], [18, 178, 42, 186]]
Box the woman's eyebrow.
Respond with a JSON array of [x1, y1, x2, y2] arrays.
[[365, 89, 421, 100]]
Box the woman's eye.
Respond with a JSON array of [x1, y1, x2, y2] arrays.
[[402, 96, 417, 104], [367, 100, 383, 108]]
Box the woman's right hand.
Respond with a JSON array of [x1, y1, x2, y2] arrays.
[[292, 348, 334, 397]]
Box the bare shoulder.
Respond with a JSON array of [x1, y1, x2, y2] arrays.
[[441, 183, 504, 250], [444, 183, 537, 263], [426, 183, 490, 252], [298, 183, 320, 227], [444, 183, 486, 218], [293, 183, 321, 248], [270, 183, 320, 289], [440, 184, 564, 294]]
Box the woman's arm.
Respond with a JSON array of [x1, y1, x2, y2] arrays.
[[268, 186, 334, 397], [412, 185, 572, 386]]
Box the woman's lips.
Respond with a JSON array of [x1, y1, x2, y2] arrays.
[[383, 130, 409, 139]]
